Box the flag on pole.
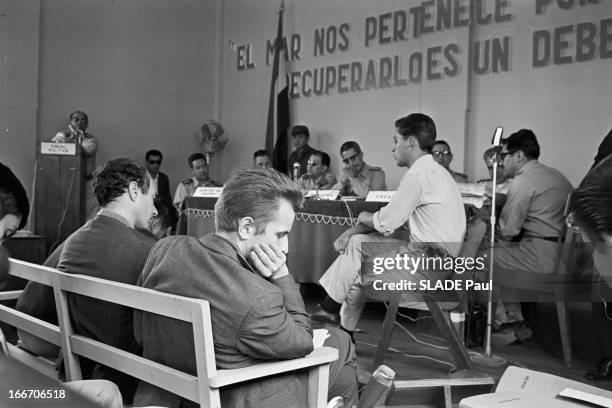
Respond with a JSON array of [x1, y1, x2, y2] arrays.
[[265, 2, 290, 174]]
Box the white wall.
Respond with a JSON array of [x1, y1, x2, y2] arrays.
[[219, 0, 612, 187], [36, 0, 220, 189], [3, 1, 610, 198], [0, 0, 40, 204]]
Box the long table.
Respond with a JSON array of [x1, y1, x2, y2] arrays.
[[178, 197, 412, 283]]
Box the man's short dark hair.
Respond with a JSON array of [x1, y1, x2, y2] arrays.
[[339, 141, 361, 155], [146, 149, 163, 161], [572, 155, 612, 238], [291, 125, 310, 138], [502, 129, 540, 160], [92, 158, 150, 207], [434, 140, 451, 153], [311, 151, 331, 168], [0, 163, 29, 230], [70, 110, 88, 122], [215, 169, 304, 234], [188, 153, 206, 168], [253, 150, 270, 161], [394, 113, 437, 153]]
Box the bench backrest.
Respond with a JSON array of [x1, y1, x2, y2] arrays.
[[1, 258, 217, 406]]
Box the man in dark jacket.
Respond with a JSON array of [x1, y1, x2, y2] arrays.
[[145, 149, 172, 205], [134, 168, 358, 408]]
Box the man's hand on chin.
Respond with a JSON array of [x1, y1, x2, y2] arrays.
[[248, 243, 289, 280]]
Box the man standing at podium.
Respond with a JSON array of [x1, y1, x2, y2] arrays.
[[51, 110, 99, 219]]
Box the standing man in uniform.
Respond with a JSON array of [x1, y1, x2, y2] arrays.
[[173, 153, 222, 210], [287, 125, 316, 178], [431, 140, 468, 183], [332, 141, 386, 197]]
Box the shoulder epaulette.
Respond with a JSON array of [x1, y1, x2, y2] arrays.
[[182, 178, 194, 185], [370, 167, 382, 171], [456, 172, 468, 178]]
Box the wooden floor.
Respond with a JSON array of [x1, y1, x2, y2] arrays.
[[304, 284, 612, 405]]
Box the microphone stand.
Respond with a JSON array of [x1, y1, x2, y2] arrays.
[[470, 133, 507, 367]]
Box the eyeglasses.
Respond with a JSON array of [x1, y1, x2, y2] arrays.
[[148, 160, 161, 165], [432, 151, 451, 158], [342, 153, 360, 164], [307, 160, 320, 166]]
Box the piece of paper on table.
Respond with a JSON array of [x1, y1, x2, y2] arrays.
[[497, 366, 612, 401], [559, 388, 612, 408], [313, 329, 329, 348]]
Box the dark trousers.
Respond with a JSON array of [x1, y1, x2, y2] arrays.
[[593, 301, 612, 357], [325, 327, 359, 407]]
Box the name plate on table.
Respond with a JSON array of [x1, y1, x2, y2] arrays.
[[365, 190, 395, 202], [305, 190, 339, 200], [40, 142, 76, 155], [193, 187, 223, 198]]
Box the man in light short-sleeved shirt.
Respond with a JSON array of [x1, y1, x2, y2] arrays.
[[311, 113, 466, 334]]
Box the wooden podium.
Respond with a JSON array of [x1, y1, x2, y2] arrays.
[[34, 142, 87, 251]]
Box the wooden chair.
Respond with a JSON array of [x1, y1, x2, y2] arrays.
[[363, 216, 487, 372], [494, 223, 590, 368], [0, 259, 338, 408], [494, 193, 591, 368]]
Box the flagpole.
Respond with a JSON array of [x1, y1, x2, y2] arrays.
[[265, 0, 290, 173]]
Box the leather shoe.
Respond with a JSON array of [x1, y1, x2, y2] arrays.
[[309, 304, 339, 325], [585, 357, 612, 380]]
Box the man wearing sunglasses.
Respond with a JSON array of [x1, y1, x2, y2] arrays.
[[145, 149, 172, 207], [332, 141, 386, 197], [431, 140, 468, 183], [298, 151, 337, 190], [491, 129, 572, 331]]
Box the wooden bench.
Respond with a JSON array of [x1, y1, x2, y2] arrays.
[[0, 259, 338, 408]]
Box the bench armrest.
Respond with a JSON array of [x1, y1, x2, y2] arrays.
[[0, 290, 23, 301], [209, 346, 338, 388]]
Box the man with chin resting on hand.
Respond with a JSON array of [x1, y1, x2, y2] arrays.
[[133, 168, 358, 408]]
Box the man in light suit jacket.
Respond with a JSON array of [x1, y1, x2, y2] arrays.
[[133, 169, 358, 408]]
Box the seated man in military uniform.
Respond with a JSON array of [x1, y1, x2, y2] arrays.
[[431, 140, 468, 183], [173, 153, 222, 210], [297, 151, 337, 191], [332, 141, 386, 197]]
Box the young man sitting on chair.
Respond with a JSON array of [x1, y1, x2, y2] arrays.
[[310, 113, 466, 337], [134, 168, 358, 408]]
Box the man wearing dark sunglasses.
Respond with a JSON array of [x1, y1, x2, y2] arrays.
[[145, 149, 172, 208], [431, 140, 468, 183], [332, 141, 386, 197]]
